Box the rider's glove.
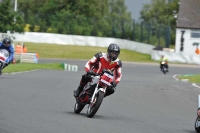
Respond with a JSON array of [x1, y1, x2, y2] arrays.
[[87, 70, 97, 76], [87, 70, 94, 74], [111, 81, 117, 88]]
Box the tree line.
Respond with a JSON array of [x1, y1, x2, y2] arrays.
[[0, 0, 179, 46]]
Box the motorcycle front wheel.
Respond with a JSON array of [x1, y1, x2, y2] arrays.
[[74, 102, 85, 114], [162, 66, 166, 74], [87, 91, 104, 118]]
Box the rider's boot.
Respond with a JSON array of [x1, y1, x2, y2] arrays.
[[74, 85, 84, 97]]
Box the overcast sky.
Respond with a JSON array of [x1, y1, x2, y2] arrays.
[[125, 0, 150, 21]]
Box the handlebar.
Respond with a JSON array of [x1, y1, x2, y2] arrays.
[[87, 69, 113, 76]]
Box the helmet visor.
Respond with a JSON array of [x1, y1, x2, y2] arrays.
[[110, 51, 119, 57], [4, 42, 10, 47], [109, 51, 119, 60]]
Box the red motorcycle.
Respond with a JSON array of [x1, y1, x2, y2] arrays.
[[74, 69, 114, 118]]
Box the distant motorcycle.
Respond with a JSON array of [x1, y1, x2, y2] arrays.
[[0, 49, 9, 74], [160, 61, 168, 74], [74, 69, 114, 118]]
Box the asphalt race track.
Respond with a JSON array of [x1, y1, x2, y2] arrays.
[[0, 59, 200, 133]]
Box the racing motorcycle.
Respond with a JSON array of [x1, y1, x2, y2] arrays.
[[0, 49, 9, 74], [160, 61, 168, 74], [74, 69, 114, 118]]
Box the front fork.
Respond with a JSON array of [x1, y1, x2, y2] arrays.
[[90, 84, 106, 105]]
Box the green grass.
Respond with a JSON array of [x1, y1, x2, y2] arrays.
[[2, 42, 157, 73], [1, 42, 157, 73], [178, 74, 200, 83], [3, 63, 64, 73], [21, 42, 154, 62]]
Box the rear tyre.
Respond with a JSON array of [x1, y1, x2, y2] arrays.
[[87, 91, 104, 118]]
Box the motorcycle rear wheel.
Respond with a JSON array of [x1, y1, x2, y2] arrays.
[[74, 102, 85, 114], [87, 91, 104, 118]]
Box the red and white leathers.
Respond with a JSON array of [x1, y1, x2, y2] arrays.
[[85, 52, 122, 84]]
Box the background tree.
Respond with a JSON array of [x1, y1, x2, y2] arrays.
[[140, 0, 179, 45], [17, 0, 133, 39], [108, 0, 132, 39], [0, 0, 24, 33]]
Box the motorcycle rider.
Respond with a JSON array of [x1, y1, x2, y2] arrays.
[[159, 55, 169, 72], [74, 43, 122, 97], [0, 37, 14, 75]]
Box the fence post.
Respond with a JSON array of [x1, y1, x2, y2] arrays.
[[140, 21, 143, 42], [165, 26, 171, 48], [132, 19, 135, 41]]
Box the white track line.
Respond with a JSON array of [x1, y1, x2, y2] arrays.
[[10, 69, 39, 74], [173, 74, 179, 81], [192, 83, 200, 89]]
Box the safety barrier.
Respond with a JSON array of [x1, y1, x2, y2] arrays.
[[151, 50, 200, 65], [14, 53, 38, 63]]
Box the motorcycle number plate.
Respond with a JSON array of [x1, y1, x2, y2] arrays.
[[100, 73, 113, 85]]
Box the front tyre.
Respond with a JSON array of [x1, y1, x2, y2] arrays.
[[162, 66, 166, 74], [74, 102, 85, 114], [87, 91, 104, 118]]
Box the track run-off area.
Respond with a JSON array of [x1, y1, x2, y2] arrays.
[[0, 59, 200, 133]]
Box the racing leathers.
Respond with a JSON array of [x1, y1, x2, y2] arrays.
[[74, 52, 122, 97]]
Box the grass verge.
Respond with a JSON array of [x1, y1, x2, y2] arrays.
[[1, 42, 156, 73], [4, 42, 187, 73], [178, 74, 200, 83], [3, 63, 64, 73], [18, 42, 155, 63], [5, 42, 198, 74]]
